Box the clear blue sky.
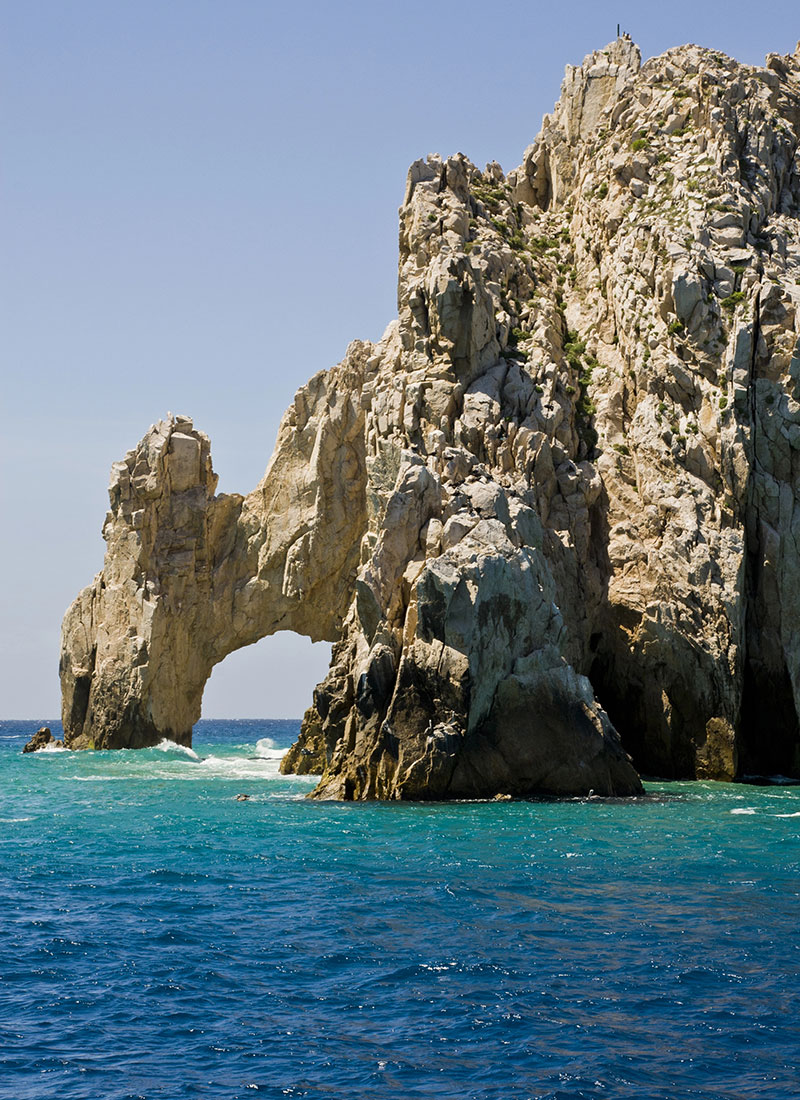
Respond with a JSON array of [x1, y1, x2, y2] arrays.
[[2, 0, 798, 719]]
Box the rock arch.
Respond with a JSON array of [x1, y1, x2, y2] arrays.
[[60, 39, 800, 796], [60, 351, 370, 751]]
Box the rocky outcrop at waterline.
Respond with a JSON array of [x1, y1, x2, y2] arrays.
[[59, 36, 800, 796], [22, 727, 62, 753]]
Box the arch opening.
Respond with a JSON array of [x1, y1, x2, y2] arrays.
[[201, 633, 333, 720]]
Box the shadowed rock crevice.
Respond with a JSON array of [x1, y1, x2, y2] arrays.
[[740, 660, 800, 776], [60, 36, 800, 794]]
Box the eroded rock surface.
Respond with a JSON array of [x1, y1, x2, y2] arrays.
[[22, 727, 61, 753], [61, 36, 800, 793]]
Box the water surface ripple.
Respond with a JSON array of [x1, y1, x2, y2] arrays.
[[1, 720, 798, 1099]]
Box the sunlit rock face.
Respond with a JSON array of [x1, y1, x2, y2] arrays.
[[61, 36, 800, 795]]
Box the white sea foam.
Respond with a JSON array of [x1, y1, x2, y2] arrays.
[[775, 811, 800, 818], [0, 817, 33, 823], [197, 753, 288, 781], [154, 739, 200, 760], [730, 807, 757, 815], [68, 775, 121, 781], [59, 736, 313, 793], [38, 741, 68, 753]]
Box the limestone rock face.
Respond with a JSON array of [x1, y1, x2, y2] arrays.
[[61, 36, 800, 793], [60, 360, 370, 749]]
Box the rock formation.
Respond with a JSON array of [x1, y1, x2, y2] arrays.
[[59, 36, 800, 795], [22, 727, 62, 753]]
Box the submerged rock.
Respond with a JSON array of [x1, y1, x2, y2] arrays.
[[60, 37, 800, 796]]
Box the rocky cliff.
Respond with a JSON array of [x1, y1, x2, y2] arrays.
[[59, 36, 800, 796]]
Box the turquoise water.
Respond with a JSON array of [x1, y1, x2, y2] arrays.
[[1, 719, 799, 1100]]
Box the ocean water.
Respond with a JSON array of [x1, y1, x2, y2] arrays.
[[0, 720, 798, 1100]]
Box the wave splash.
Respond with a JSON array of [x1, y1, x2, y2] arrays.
[[154, 739, 200, 760], [254, 737, 288, 761]]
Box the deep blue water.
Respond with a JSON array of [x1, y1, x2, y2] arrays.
[[1, 719, 799, 1100]]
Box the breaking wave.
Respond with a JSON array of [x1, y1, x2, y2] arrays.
[[154, 739, 200, 760]]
